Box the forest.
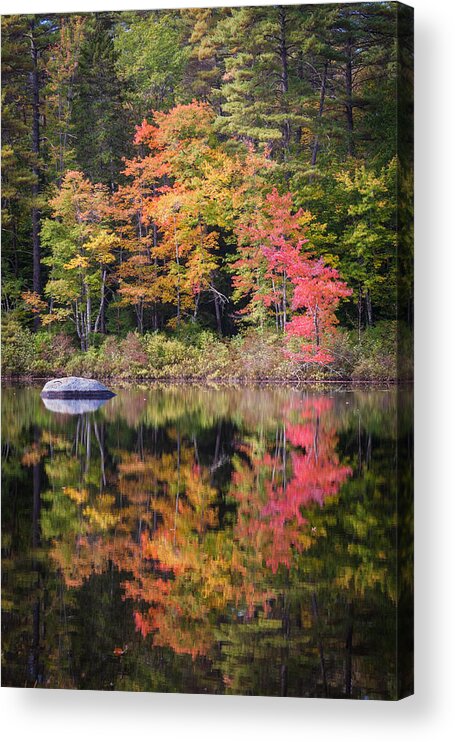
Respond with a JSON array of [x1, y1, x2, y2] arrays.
[[1, 3, 413, 381]]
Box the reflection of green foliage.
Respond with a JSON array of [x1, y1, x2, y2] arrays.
[[2, 384, 412, 698], [41, 489, 79, 543]]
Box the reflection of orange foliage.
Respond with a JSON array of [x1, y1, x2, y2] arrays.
[[21, 443, 48, 466], [134, 611, 153, 639], [48, 394, 351, 660]]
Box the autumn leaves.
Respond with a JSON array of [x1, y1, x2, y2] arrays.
[[40, 101, 350, 361]]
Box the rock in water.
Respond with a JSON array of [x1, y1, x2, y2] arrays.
[[41, 376, 115, 399]]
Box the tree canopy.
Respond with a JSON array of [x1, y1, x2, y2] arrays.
[[1, 3, 413, 378]]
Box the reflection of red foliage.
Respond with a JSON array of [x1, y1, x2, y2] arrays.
[[232, 397, 351, 572], [134, 611, 154, 639]]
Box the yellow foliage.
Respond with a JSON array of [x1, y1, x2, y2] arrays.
[[63, 486, 89, 505], [64, 255, 90, 270]]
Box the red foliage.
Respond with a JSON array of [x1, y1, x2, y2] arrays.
[[234, 187, 352, 362]]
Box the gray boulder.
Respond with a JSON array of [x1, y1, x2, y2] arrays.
[[41, 376, 115, 399]]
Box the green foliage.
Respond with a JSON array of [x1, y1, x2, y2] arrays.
[[2, 317, 401, 382], [71, 14, 128, 186], [1, 318, 35, 375], [114, 10, 189, 115], [1, 5, 412, 382]]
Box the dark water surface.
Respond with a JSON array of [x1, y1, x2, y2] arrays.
[[1, 384, 412, 698]]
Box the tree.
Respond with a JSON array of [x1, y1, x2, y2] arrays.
[[111, 153, 162, 333], [44, 15, 87, 184], [281, 253, 352, 364], [1, 14, 56, 327], [41, 170, 117, 349], [114, 10, 188, 117], [233, 188, 306, 331], [334, 160, 397, 331], [116, 101, 270, 333], [215, 5, 305, 165], [71, 13, 128, 190], [233, 187, 351, 361]]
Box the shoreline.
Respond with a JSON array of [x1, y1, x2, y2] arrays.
[[2, 375, 413, 387]]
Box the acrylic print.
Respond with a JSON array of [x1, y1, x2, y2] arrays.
[[1, 2, 414, 699]]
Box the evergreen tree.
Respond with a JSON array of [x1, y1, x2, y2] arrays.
[[71, 13, 128, 190], [1, 14, 57, 325]]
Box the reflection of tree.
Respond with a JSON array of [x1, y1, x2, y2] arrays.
[[231, 397, 352, 573], [2, 385, 411, 698], [40, 392, 354, 666]]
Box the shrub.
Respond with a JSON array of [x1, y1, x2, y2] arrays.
[[65, 347, 101, 377], [117, 333, 149, 377], [350, 321, 398, 381], [324, 330, 357, 380], [1, 318, 35, 375], [1, 317, 405, 382], [196, 332, 230, 378], [32, 331, 75, 375], [144, 333, 198, 377], [95, 336, 121, 377], [227, 329, 296, 381]]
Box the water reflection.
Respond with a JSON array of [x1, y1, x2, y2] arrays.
[[1, 385, 413, 698], [41, 397, 111, 415]]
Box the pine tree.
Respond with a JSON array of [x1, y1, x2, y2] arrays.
[[71, 13, 128, 190], [1, 14, 57, 327]]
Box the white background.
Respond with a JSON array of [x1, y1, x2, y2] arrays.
[[1, 1, 454, 740]]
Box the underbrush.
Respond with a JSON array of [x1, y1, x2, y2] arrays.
[[1, 319, 408, 382]]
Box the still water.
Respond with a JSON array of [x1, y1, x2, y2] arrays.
[[1, 384, 412, 698]]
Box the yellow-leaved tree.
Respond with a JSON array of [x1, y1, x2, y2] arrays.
[[41, 170, 118, 349]]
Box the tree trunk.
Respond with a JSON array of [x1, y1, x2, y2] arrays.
[[366, 290, 373, 326], [310, 61, 328, 168], [85, 280, 91, 348], [135, 299, 144, 334], [282, 270, 287, 330], [345, 37, 355, 157], [173, 217, 181, 324], [30, 23, 41, 331], [278, 7, 291, 154], [193, 291, 200, 320], [314, 305, 320, 346], [93, 268, 106, 334], [214, 292, 222, 336], [358, 286, 362, 341]]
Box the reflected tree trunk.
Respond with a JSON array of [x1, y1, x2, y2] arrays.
[[93, 420, 106, 488], [311, 591, 328, 697], [345, 601, 354, 698], [29, 425, 42, 685]]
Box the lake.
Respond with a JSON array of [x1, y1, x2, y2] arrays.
[[1, 383, 413, 698]]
